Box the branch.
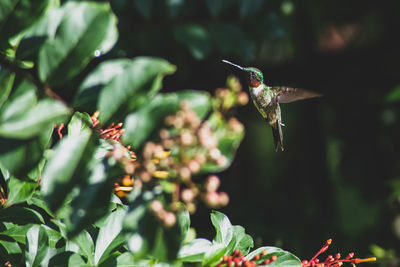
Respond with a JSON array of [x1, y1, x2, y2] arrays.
[[0, 53, 67, 105]]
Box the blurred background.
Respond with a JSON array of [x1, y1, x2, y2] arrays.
[[99, 0, 400, 263]]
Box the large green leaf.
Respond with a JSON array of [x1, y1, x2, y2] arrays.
[[244, 246, 302, 267], [63, 143, 126, 237], [232, 225, 253, 255], [94, 207, 126, 265], [5, 176, 37, 206], [0, 0, 50, 48], [123, 90, 211, 148], [25, 225, 49, 267], [0, 223, 33, 244], [40, 128, 94, 212], [178, 238, 212, 262], [0, 98, 70, 139], [37, 1, 118, 86], [74, 57, 176, 125], [66, 230, 94, 265], [107, 58, 174, 124], [211, 211, 234, 247], [74, 59, 136, 110], [16, 7, 64, 61], [173, 24, 212, 60]]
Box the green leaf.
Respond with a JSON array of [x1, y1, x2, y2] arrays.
[[202, 242, 226, 266], [16, 7, 64, 61], [63, 144, 125, 237], [74, 59, 134, 110], [94, 207, 126, 265], [40, 129, 93, 212], [25, 225, 49, 267], [0, 70, 15, 108], [67, 230, 94, 265], [232, 225, 253, 255], [0, 128, 52, 178], [5, 176, 37, 206], [38, 1, 118, 86], [178, 238, 212, 262], [48, 251, 89, 267], [67, 112, 93, 137], [74, 57, 176, 125], [0, 223, 33, 244], [0, 0, 50, 48], [123, 90, 211, 148], [97, 57, 176, 124], [0, 239, 23, 266], [244, 246, 302, 267], [27, 191, 54, 217], [0, 98, 70, 139], [386, 85, 400, 102], [0, 206, 44, 225], [173, 24, 212, 60], [42, 225, 62, 249], [211, 211, 233, 247]]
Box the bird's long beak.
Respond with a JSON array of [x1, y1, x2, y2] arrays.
[[222, 59, 244, 70]]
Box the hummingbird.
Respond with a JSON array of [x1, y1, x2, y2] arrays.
[[222, 59, 321, 151]]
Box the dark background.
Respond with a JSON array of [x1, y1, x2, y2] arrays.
[[107, 0, 400, 262]]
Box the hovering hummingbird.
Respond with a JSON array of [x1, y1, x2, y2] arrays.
[[222, 59, 321, 151]]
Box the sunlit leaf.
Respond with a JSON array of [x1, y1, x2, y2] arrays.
[[0, 0, 50, 48], [244, 246, 302, 267], [94, 207, 126, 265], [178, 238, 212, 262], [25, 225, 49, 267], [41, 129, 94, 212], [0, 98, 70, 139], [38, 1, 118, 86], [97, 57, 176, 124], [5, 176, 37, 206]]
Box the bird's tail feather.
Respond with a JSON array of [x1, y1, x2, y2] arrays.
[[271, 123, 284, 152]]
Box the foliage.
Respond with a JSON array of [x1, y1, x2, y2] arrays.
[[0, 0, 382, 266]]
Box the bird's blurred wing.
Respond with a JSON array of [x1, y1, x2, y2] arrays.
[[272, 87, 322, 103]]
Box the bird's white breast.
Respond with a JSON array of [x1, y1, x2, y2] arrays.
[[251, 84, 264, 97]]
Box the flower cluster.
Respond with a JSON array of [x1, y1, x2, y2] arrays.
[[216, 249, 277, 267], [302, 239, 376, 267], [102, 76, 247, 226]]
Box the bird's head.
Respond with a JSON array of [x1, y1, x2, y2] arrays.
[[222, 60, 264, 88]]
